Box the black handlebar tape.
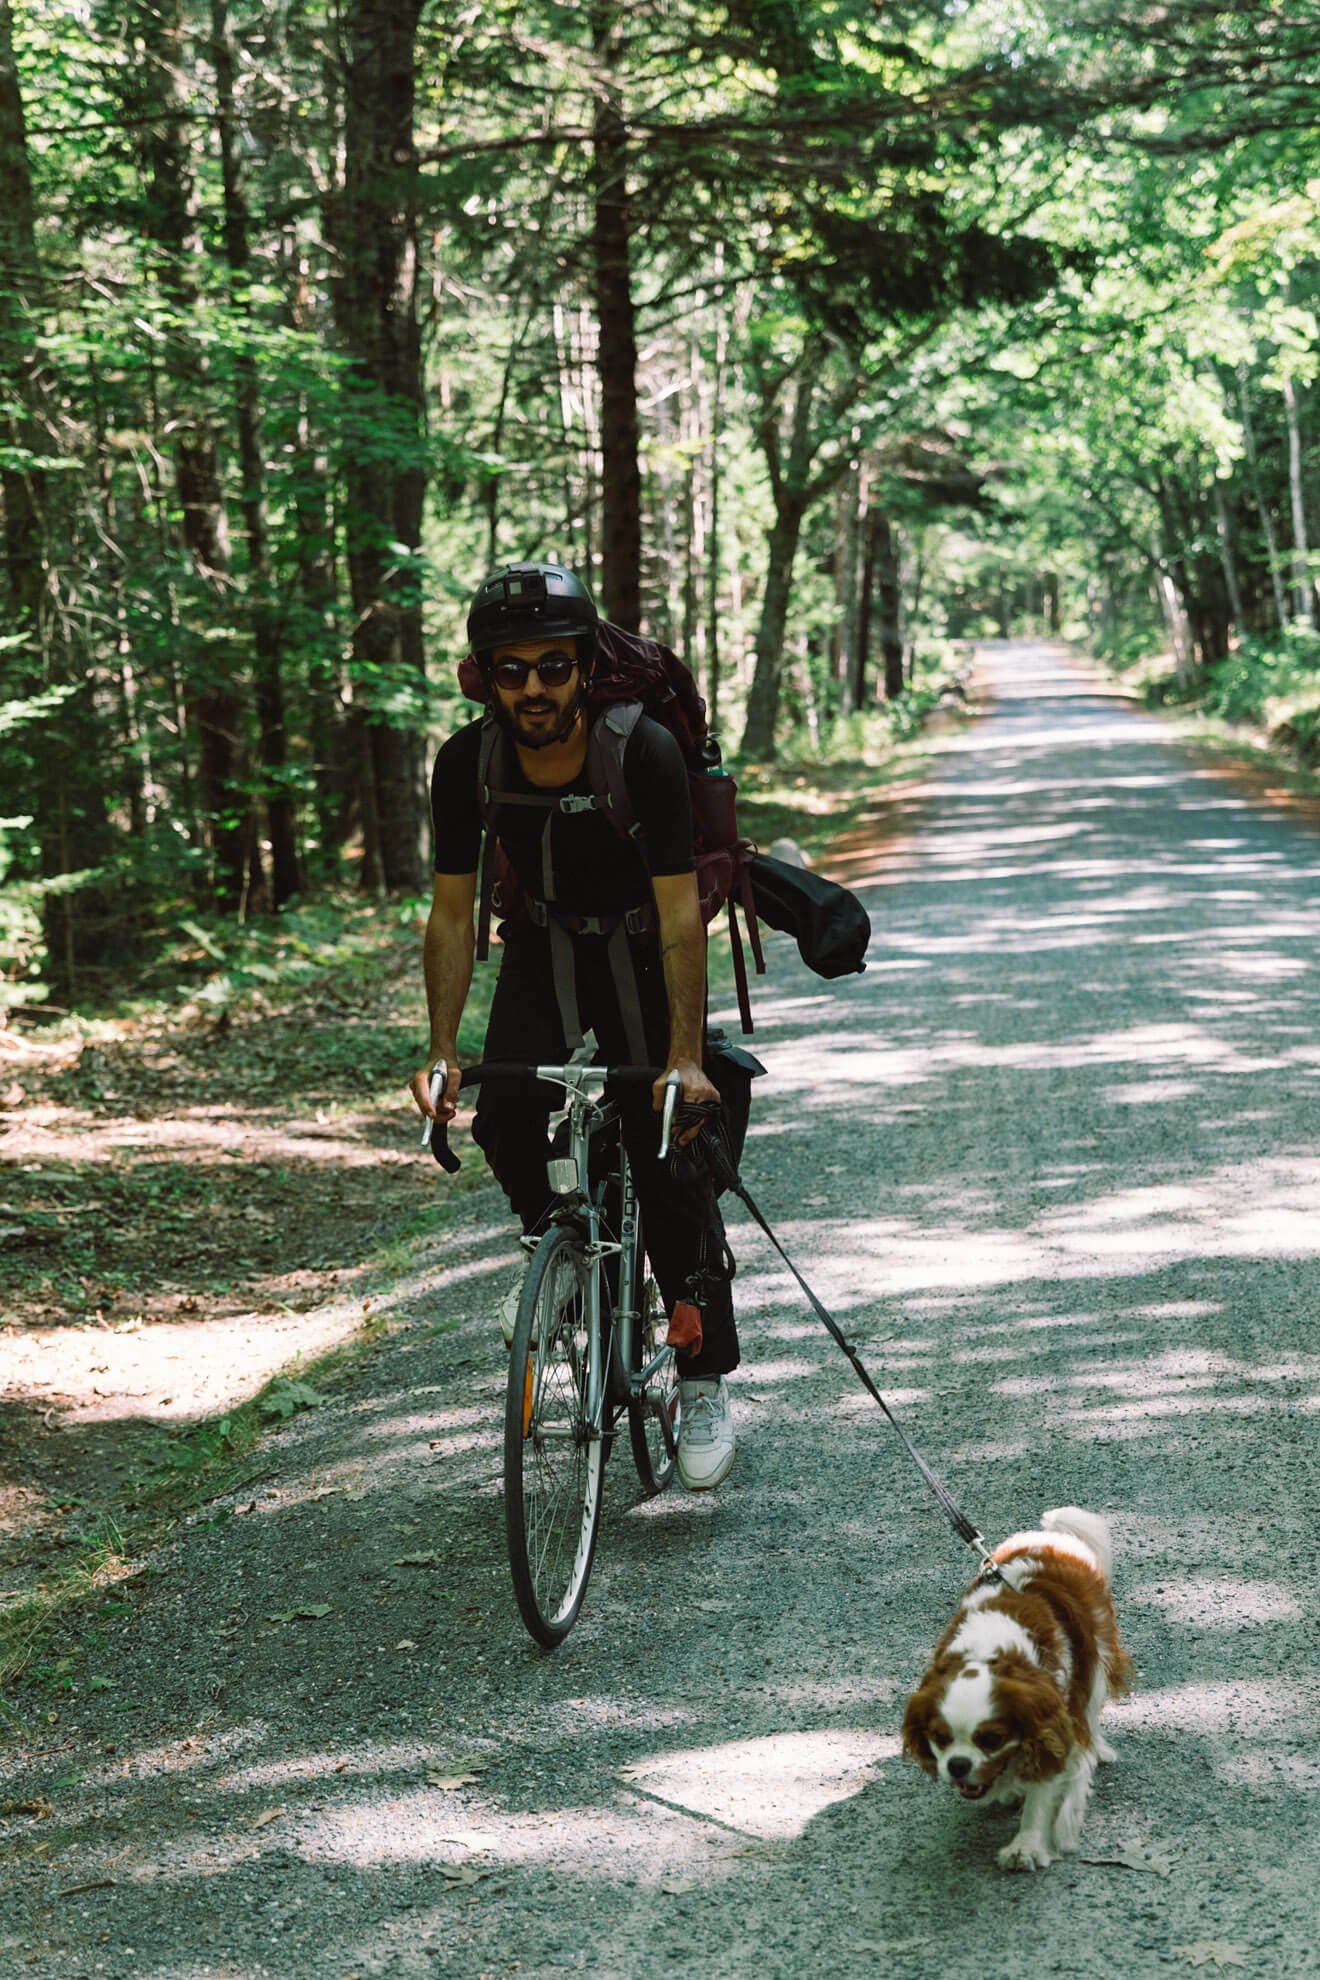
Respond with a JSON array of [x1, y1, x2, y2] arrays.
[[430, 1064, 669, 1174], [455, 1062, 665, 1089]]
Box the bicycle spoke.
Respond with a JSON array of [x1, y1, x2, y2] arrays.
[[504, 1227, 604, 1645]]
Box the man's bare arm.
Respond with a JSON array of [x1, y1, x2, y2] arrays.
[[651, 870, 718, 1121], [409, 871, 477, 1121]]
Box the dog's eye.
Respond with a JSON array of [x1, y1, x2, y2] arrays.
[[929, 1728, 951, 1750], [976, 1729, 1005, 1753]]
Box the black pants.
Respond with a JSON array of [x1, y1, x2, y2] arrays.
[[472, 923, 739, 1379]]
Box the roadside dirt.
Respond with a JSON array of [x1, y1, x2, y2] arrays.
[[0, 927, 452, 1607]]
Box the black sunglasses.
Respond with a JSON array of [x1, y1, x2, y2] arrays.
[[489, 652, 578, 690]]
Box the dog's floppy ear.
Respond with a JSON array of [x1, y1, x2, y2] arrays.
[[996, 1666, 1071, 1782], [901, 1679, 942, 1777]]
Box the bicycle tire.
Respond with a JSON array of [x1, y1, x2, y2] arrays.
[[503, 1225, 604, 1647], [627, 1272, 679, 1496]]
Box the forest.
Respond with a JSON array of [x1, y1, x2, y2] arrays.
[[1, 0, 1318, 1011]]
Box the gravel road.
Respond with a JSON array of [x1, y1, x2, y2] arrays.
[[4, 640, 1319, 1979]]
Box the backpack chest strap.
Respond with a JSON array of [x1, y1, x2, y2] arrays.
[[484, 787, 610, 816], [525, 897, 656, 940]]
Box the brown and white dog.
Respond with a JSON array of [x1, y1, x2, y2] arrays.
[[901, 1507, 1133, 1871]]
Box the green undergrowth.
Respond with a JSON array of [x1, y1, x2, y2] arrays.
[[1095, 630, 1320, 802]]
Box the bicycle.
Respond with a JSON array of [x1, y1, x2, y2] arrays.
[[426, 1059, 684, 1646]]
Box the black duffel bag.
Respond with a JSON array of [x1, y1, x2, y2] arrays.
[[747, 852, 870, 979]]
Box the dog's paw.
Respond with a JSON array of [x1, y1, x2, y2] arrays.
[[1094, 1734, 1117, 1765], [998, 1836, 1055, 1872]]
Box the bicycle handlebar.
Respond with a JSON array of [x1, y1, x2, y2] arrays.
[[423, 1061, 674, 1174]]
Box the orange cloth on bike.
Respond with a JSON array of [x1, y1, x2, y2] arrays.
[[665, 1301, 703, 1354]]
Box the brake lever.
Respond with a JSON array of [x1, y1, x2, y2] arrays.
[[658, 1069, 683, 1161], [422, 1063, 462, 1172]]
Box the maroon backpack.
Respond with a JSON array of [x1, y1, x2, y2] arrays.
[[458, 623, 765, 1041]]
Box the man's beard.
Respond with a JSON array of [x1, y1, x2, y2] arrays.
[[494, 679, 588, 751]]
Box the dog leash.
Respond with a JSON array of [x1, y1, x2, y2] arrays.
[[679, 1103, 1003, 1585]]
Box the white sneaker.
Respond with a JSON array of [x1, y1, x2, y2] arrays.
[[676, 1378, 735, 1491]]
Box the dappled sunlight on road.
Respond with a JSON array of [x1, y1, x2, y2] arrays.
[[1108, 1679, 1320, 1740], [1128, 1578, 1304, 1626], [619, 1728, 898, 1841]]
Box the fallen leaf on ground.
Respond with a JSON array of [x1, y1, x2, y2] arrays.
[[1, 1797, 54, 1819], [428, 1772, 480, 1791], [1081, 1839, 1174, 1877], [1174, 1946, 1252, 1972], [395, 1639, 418, 1651], [393, 1552, 440, 1567], [250, 1809, 284, 1830], [58, 1880, 116, 1896], [440, 1865, 488, 1886], [265, 1605, 332, 1623], [660, 1877, 698, 1896]]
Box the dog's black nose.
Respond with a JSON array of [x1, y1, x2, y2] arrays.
[[947, 1755, 973, 1781]]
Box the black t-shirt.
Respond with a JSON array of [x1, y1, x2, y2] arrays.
[[430, 713, 694, 916]]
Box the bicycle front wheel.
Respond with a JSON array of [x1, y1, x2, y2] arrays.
[[627, 1274, 679, 1496], [504, 1225, 604, 1647]]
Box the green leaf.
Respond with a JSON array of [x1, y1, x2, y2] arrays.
[[258, 1378, 325, 1421]]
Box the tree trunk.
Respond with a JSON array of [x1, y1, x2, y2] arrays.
[[1237, 370, 1288, 628], [874, 510, 905, 700], [681, 334, 702, 673], [741, 496, 808, 757], [834, 459, 865, 717], [854, 500, 877, 710], [331, 0, 428, 892], [1211, 479, 1246, 635], [652, 372, 678, 643], [1281, 374, 1316, 629], [742, 340, 826, 759], [130, 0, 253, 911], [705, 283, 727, 735], [283, 234, 344, 867], [590, 4, 642, 630], [1154, 552, 1197, 689], [552, 299, 580, 562], [213, 0, 300, 908]]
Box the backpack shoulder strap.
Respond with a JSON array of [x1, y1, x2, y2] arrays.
[[586, 700, 645, 845], [474, 716, 505, 961], [476, 714, 503, 824]]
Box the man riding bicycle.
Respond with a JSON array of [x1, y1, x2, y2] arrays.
[[409, 562, 740, 1490]]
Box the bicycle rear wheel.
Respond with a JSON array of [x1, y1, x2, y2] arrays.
[[504, 1225, 604, 1647], [627, 1273, 679, 1496]]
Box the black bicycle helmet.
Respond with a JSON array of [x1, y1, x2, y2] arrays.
[[466, 562, 599, 663]]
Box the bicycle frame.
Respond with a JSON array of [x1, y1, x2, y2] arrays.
[[435, 1057, 683, 1644], [534, 1063, 678, 1436]]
